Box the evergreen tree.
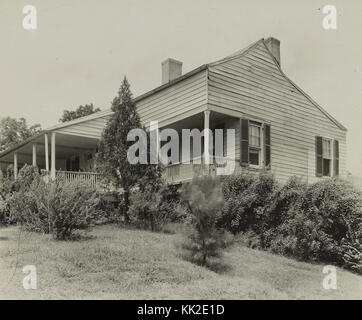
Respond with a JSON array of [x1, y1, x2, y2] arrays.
[[97, 77, 162, 222], [180, 176, 227, 267]]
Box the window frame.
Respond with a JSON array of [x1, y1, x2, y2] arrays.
[[318, 136, 335, 178], [248, 120, 264, 169]]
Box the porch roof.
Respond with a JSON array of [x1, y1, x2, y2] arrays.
[[0, 109, 112, 165]]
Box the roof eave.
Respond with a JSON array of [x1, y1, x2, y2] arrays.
[[0, 129, 50, 159], [261, 39, 347, 132], [134, 64, 208, 103]]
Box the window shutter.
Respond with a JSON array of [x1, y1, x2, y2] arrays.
[[265, 124, 271, 168], [316, 136, 323, 177], [334, 140, 339, 176], [213, 123, 225, 158], [240, 118, 249, 166]]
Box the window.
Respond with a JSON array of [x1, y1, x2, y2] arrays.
[[249, 122, 262, 166], [240, 119, 271, 169], [322, 138, 331, 176], [316, 136, 338, 177]]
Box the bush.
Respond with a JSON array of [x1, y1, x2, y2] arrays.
[[129, 184, 178, 232], [10, 177, 100, 240], [14, 164, 40, 192], [234, 230, 261, 249], [220, 172, 277, 234], [95, 192, 123, 224], [262, 177, 308, 248], [179, 176, 228, 267], [0, 169, 14, 225], [221, 174, 362, 274], [342, 239, 362, 274], [267, 178, 362, 269]]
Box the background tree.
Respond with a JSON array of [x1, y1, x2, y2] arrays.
[[96, 77, 162, 222], [0, 117, 41, 152], [59, 103, 100, 122]]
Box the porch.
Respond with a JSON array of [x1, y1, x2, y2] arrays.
[[159, 110, 242, 184], [0, 109, 244, 186], [0, 130, 102, 187]]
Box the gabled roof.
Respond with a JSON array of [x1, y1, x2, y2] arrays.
[[0, 37, 347, 159], [259, 39, 347, 132], [134, 38, 346, 131]]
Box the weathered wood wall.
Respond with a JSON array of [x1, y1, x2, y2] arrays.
[[208, 41, 346, 183]]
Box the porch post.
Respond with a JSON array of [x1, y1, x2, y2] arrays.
[[50, 132, 56, 179], [44, 133, 49, 172], [32, 143, 37, 167], [14, 152, 18, 179], [150, 121, 160, 163], [204, 110, 211, 164]]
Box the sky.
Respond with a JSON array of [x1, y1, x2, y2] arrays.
[[0, 0, 361, 176]]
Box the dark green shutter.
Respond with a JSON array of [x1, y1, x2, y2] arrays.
[[265, 124, 271, 168], [240, 118, 249, 166], [213, 123, 225, 158], [334, 140, 339, 176], [316, 136, 323, 177]]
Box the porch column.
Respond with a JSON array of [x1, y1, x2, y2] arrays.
[[44, 133, 49, 172], [14, 152, 18, 179], [204, 110, 211, 164], [150, 121, 160, 163], [32, 143, 37, 167], [50, 132, 56, 180]]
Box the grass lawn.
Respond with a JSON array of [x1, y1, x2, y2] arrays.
[[0, 224, 361, 299]]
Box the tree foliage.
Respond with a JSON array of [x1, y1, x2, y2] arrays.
[[96, 77, 162, 221], [59, 103, 101, 122], [180, 176, 228, 267], [0, 117, 41, 152]]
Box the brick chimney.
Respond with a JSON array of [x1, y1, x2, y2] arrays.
[[162, 58, 182, 84], [265, 37, 280, 66]]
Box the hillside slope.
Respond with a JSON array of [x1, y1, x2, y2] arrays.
[[0, 224, 361, 299]]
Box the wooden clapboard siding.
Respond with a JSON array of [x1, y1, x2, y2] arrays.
[[208, 41, 346, 183], [55, 114, 112, 139], [135, 70, 208, 127]]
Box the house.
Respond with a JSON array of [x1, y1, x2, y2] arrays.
[[0, 37, 347, 186]]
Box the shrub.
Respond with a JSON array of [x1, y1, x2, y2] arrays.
[[0, 169, 14, 225], [10, 177, 100, 240], [96, 192, 123, 224], [129, 184, 178, 232], [234, 230, 261, 249], [267, 178, 362, 268], [342, 239, 362, 274], [264, 176, 307, 229], [220, 172, 277, 234], [221, 174, 362, 274], [179, 176, 228, 267], [14, 164, 40, 191], [262, 177, 308, 248]]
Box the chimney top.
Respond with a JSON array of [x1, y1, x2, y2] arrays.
[[265, 37, 281, 66], [162, 58, 182, 84]]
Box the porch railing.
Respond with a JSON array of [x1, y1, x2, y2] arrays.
[[164, 157, 239, 184], [55, 171, 102, 188]]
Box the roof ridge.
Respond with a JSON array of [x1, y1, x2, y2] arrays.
[[209, 38, 264, 67], [260, 39, 347, 132]]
